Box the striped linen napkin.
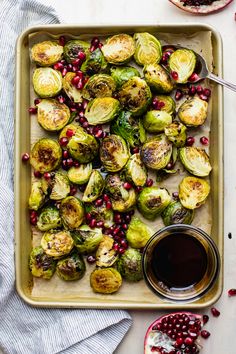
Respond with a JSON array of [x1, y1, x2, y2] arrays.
[[0, 0, 132, 353]]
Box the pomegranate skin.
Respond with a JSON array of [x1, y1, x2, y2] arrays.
[[169, 0, 234, 14]]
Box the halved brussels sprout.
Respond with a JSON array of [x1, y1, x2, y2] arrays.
[[31, 41, 63, 66], [140, 134, 172, 170], [90, 268, 122, 294], [153, 95, 176, 115], [50, 172, 70, 200], [30, 138, 62, 173], [82, 170, 105, 202], [41, 230, 74, 258], [80, 48, 108, 75], [33, 67, 62, 98], [126, 216, 153, 248], [60, 196, 84, 229], [72, 225, 103, 254], [68, 163, 92, 185], [179, 147, 212, 177], [137, 186, 171, 220], [82, 74, 116, 100], [84, 97, 120, 125], [118, 77, 152, 116], [164, 121, 187, 147], [144, 64, 174, 94], [143, 110, 172, 133], [96, 235, 118, 267], [110, 111, 146, 148], [62, 72, 83, 102], [161, 201, 194, 226], [29, 246, 57, 279], [110, 66, 140, 88], [102, 34, 135, 65], [133, 32, 162, 66], [117, 248, 143, 282], [63, 39, 90, 63], [105, 174, 128, 200], [67, 127, 99, 163], [85, 203, 114, 228], [169, 48, 196, 84], [56, 251, 86, 281], [179, 176, 210, 210], [124, 154, 147, 187], [28, 181, 46, 210], [37, 99, 70, 132], [100, 135, 130, 172], [178, 96, 208, 127], [37, 206, 62, 231]]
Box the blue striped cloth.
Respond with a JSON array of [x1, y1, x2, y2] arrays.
[[0, 0, 132, 353]]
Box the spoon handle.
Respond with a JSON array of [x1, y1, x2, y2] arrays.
[[208, 73, 236, 92]]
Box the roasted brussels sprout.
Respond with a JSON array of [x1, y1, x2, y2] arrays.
[[68, 163, 92, 184], [118, 77, 152, 116], [117, 248, 143, 282], [28, 181, 46, 210], [140, 134, 172, 170], [179, 147, 212, 177], [63, 39, 90, 63], [67, 127, 99, 163], [100, 135, 130, 172], [124, 154, 147, 187], [161, 201, 194, 226], [50, 172, 70, 200], [30, 138, 62, 173], [137, 187, 171, 220], [178, 96, 208, 127], [82, 170, 105, 202], [111, 189, 136, 213], [37, 206, 62, 231], [110, 66, 140, 88], [84, 97, 120, 125], [96, 235, 118, 267], [80, 48, 108, 75], [41, 230, 74, 258], [110, 111, 146, 148], [62, 72, 83, 102], [143, 110, 172, 133], [102, 34, 135, 65], [56, 251, 86, 281], [169, 48, 196, 84], [72, 225, 103, 254], [144, 64, 174, 94], [32, 67, 62, 98], [85, 203, 114, 228], [90, 268, 122, 294], [37, 99, 70, 132], [29, 246, 56, 279], [133, 32, 162, 66], [153, 95, 176, 115], [164, 121, 187, 147], [31, 41, 63, 66], [126, 216, 153, 248], [179, 176, 210, 210], [60, 196, 84, 229], [82, 74, 116, 100]]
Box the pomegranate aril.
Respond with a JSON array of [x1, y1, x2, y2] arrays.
[[228, 288, 236, 296], [82, 121, 89, 129], [175, 89, 183, 101], [203, 314, 209, 324], [203, 88, 211, 97], [113, 242, 120, 251], [106, 201, 112, 209], [62, 160, 68, 170], [59, 36, 66, 46], [188, 72, 199, 82], [146, 178, 153, 187], [77, 51, 86, 61], [136, 186, 143, 193], [63, 150, 69, 159], [33, 170, 41, 178], [66, 129, 75, 138], [188, 85, 196, 96], [86, 213, 92, 221], [200, 136, 209, 145], [22, 153, 30, 162], [43, 172, 51, 180], [72, 58, 81, 66], [96, 221, 104, 228], [59, 137, 69, 146], [62, 67, 67, 76], [121, 223, 128, 230], [211, 307, 220, 317], [71, 75, 81, 86], [30, 217, 37, 225], [57, 95, 65, 104], [95, 130, 103, 139], [69, 185, 77, 196], [189, 332, 198, 339], [87, 255, 96, 264], [53, 62, 64, 71], [66, 158, 74, 167], [34, 98, 41, 105], [172, 191, 179, 199], [95, 198, 103, 207], [91, 37, 100, 47], [184, 337, 193, 346], [196, 85, 203, 94], [90, 219, 97, 228], [103, 194, 110, 202], [132, 147, 139, 154], [123, 182, 132, 190], [199, 93, 208, 101], [201, 330, 210, 339], [171, 71, 178, 80], [175, 337, 184, 346], [118, 247, 125, 254], [76, 80, 84, 90], [28, 107, 37, 114], [186, 136, 195, 146], [124, 214, 131, 223]]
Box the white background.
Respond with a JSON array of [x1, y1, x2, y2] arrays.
[[38, 0, 236, 353]]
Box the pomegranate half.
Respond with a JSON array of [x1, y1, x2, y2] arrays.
[[169, 0, 234, 14]]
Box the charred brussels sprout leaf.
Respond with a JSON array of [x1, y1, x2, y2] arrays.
[[118, 77, 152, 116], [110, 66, 140, 88], [137, 186, 171, 220], [80, 48, 108, 75], [101, 34, 135, 65], [62, 72, 83, 102], [110, 110, 146, 148], [56, 250, 86, 281], [37, 99, 70, 132], [153, 95, 176, 115], [31, 41, 63, 66], [41, 230, 74, 258], [63, 39, 90, 63], [140, 134, 172, 170], [85, 203, 114, 228], [179, 176, 210, 210], [117, 248, 143, 282], [100, 134, 130, 172], [67, 127, 99, 163], [164, 121, 187, 147], [126, 217, 153, 248], [169, 48, 196, 84], [29, 246, 56, 279], [50, 172, 70, 200], [85, 97, 120, 125], [68, 163, 92, 185], [178, 96, 208, 127], [60, 196, 84, 229], [28, 181, 46, 210], [82, 170, 105, 202], [162, 201, 194, 226], [143, 110, 172, 133], [133, 32, 162, 66], [96, 235, 118, 267], [72, 225, 103, 254], [37, 206, 61, 231], [90, 268, 122, 294], [124, 154, 147, 187], [33, 67, 62, 98], [179, 147, 212, 177], [82, 74, 116, 100], [30, 138, 62, 173], [144, 64, 174, 94]]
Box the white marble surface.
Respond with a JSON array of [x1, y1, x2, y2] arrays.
[[37, 0, 236, 353]]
